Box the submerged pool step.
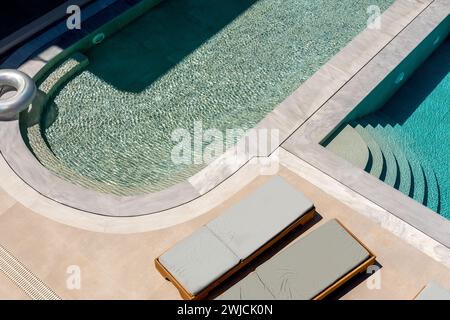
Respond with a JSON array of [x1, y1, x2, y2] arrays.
[[356, 112, 440, 213], [361, 117, 399, 189], [372, 112, 427, 204], [38, 52, 89, 98], [412, 157, 438, 212], [351, 122, 385, 179], [364, 114, 412, 196], [20, 53, 141, 195], [373, 112, 440, 212], [420, 158, 441, 213], [355, 119, 399, 190], [325, 125, 370, 170], [22, 53, 149, 196], [326, 111, 441, 213]]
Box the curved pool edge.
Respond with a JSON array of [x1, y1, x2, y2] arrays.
[[0, 144, 264, 233], [0, 116, 257, 217], [0, 0, 442, 219]]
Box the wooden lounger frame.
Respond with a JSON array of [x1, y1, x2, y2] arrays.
[[155, 215, 376, 300], [155, 208, 317, 300], [312, 219, 376, 300], [412, 285, 427, 300]]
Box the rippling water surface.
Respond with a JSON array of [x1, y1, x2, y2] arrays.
[[35, 0, 395, 194]]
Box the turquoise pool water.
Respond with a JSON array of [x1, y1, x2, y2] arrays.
[[327, 38, 450, 218], [24, 0, 394, 195]]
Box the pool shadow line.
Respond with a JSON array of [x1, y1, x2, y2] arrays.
[[380, 35, 450, 126], [85, 0, 260, 93]]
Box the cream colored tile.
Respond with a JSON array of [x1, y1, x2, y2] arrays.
[[0, 272, 30, 300]]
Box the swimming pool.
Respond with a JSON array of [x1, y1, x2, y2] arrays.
[[21, 0, 394, 195], [325, 38, 449, 218]]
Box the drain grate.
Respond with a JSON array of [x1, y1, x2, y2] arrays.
[[0, 244, 60, 300]]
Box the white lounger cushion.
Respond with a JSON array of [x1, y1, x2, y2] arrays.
[[217, 219, 370, 300], [255, 219, 369, 300], [207, 176, 314, 260], [216, 272, 275, 300], [159, 227, 239, 296], [415, 282, 450, 300]]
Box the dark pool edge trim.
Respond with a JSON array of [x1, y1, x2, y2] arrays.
[[1, 0, 125, 69], [0, 0, 441, 218], [282, 0, 450, 249], [0, 0, 94, 57]]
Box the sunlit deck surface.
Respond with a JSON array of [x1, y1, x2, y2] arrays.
[[0, 164, 449, 299]]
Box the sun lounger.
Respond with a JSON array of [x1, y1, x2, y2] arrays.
[[155, 176, 316, 299], [217, 219, 376, 300], [415, 282, 450, 300]]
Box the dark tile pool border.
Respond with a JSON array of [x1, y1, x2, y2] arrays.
[[0, 0, 93, 58]]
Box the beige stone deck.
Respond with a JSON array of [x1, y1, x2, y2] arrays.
[[0, 164, 449, 300], [0, 273, 30, 300]]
